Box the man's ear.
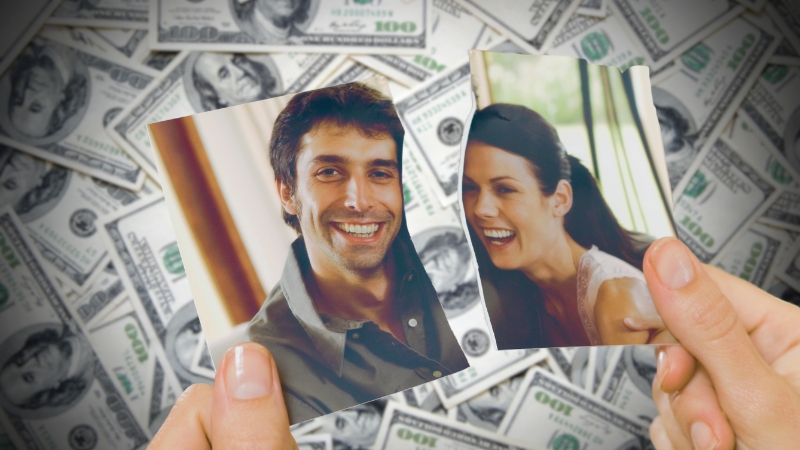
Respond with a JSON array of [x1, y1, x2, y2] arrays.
[[277, 179, 297, 215], [552, 179, 573, 218]]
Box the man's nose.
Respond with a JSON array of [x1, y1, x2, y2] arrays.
[[343, 175, 372, 212]]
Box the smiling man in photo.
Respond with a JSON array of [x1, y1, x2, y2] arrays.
[[247, 82, 468, 423]]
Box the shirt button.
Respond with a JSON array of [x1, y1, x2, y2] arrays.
[[352, 332, 359, 339], [406, 274, 414, 282], [433, 370, 442, 378], [408, 318, 418, 327]]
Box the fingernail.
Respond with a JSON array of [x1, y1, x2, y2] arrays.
[[656, 348, 669, 389], [652, 239, 695, 289], [690, 422, 718, 450], [225, 345, 274, 400]]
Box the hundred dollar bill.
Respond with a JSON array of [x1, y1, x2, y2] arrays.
[[374, 402, 533, 450], [141, 52, 179, 72], [773, 239, 800, 292], [107, 50, 345, 180], [549, 8, 647, 72], [767, 0, 800, 55], [402, 382, 441, 412], [655, 15, 779, 192], [434, 346, 545, 409], [610, 0, 744, 71], [296, 434, 333, 450], [455, 0, 582, 54], [313, 400, 388, 449], [725, 113, 800, 233], [395, 64, 472, 207], [0, 206, 150, 450], [0, 147, 159, 293], [353, 0, 501, 88], [151, 0, 432, 54], [65, 262, 127, 327], [38, 26, 132, 60], [596, 346, 659, 424], [771, 39, 800, 67], [587, 346, 621, 394], [739, 65, 800, 176], [546, 347, 591, 390], [453, 371, 527, 432], [578, 0, 607, 17], [673, 135, 781, 264], [715, 222, 791, 287], [322, 59, 410, 100], [0, 35, 158, 190], [94, 28, 151, 61], [100, 196, 214, 389], [0, 1, 62, 77], [728, 114, 800, 188], [498, 368, 652, 449], [81, 299, 182, 436], [48, 0, 149, 30]]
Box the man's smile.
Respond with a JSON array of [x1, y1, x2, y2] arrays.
[[333, 222, 382, 239]]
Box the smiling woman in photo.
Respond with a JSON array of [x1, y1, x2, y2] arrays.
[[461, 103, 675, 347]]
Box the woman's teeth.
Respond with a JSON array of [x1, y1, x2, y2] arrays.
[[337, 223, 379, 238], [483, 228, 515, 246]]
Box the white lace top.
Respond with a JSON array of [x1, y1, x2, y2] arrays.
[[576, 246, 656, 345]]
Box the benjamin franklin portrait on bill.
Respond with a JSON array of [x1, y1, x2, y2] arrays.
[[230, 0, 319, 45], [0, 38, 90, 146]]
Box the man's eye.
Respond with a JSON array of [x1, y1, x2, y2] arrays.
[[3, 179, 18, 190], [218, 67, 229, 79], [335, 417, 346, 430], [22, 372, 35, 383], [371, 170, 393, 179], [29, 102, 42, 113], [318, 168, 339, 176]]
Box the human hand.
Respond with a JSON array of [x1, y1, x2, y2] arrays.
[[643, 237, 800, 449], [150, 342, 298, 450]]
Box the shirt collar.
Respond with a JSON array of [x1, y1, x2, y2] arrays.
[[279, 234, 423, 376]]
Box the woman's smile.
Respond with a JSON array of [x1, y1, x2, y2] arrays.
[[481, 227, 517, 248]]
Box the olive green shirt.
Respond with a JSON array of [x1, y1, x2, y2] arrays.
[[248, 234, 469, 424]]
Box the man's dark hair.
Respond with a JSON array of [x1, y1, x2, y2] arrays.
[[270, 82, 404, 233]]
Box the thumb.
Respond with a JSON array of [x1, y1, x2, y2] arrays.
[[643, 238, 783, 429], [211, 342, 297, 450]]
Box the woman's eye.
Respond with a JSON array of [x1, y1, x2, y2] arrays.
[[496, 185, 516, 194], [462, 184, 477, 192]]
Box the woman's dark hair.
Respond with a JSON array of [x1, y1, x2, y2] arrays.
[[467, 103, 646, 269]]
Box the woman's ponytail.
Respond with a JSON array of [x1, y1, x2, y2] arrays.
[[564, 155, 645, 269]]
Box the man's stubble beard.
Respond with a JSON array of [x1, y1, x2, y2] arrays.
[[293, 194, 398, 274]]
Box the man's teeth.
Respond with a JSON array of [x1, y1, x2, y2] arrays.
[[336, 223, 379, 237], [483, 229, 515, 239]]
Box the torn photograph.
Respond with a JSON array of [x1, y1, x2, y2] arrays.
[[462, 51, 677, 349], [145, 78, 469, 424]]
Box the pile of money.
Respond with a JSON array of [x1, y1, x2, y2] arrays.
[[0, 0, 798, 448]]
